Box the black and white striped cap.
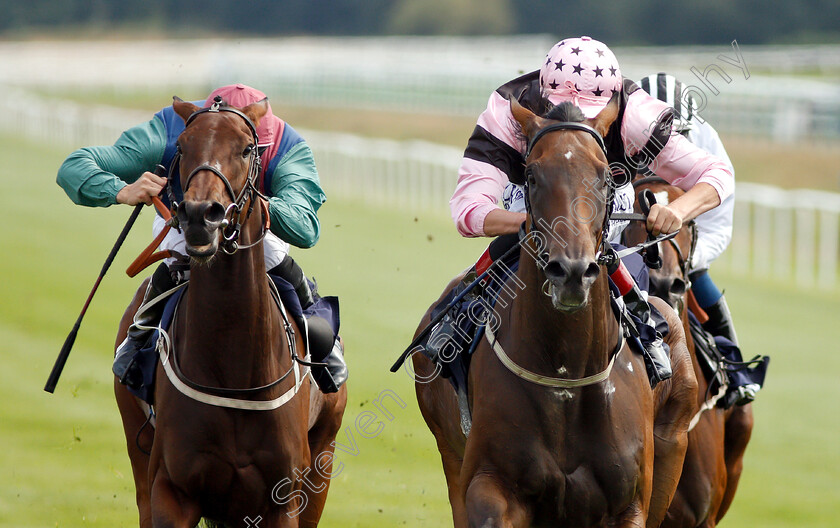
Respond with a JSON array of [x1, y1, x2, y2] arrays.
[[640, 73, 696, 132]]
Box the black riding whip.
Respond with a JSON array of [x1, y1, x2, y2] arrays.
[[44, 165, 166, 393], [390, 239, 522, 373]]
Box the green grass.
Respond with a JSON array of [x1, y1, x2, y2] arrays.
[[1, 133, 839, 527]]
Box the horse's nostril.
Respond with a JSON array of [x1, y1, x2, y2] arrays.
[[544, 261, 567, 281], [176, 201, 189, 224], [177, 200, 225, 228], [670, 278, 687, 295], [205, 202, 226, 225], [545, 259, 598, 285]]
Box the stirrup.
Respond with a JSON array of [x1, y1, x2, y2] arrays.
[[311, 339, 348, 394], [114, 263, 178, 390], [113, 335, 148, 390]]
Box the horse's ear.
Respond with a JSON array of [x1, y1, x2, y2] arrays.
[[587, 91, 620, 138], [241, 98, 270, 129], [510, 97, 543, 138], [172, 96, 200, 124]]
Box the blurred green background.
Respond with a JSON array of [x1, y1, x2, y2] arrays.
[[1, 130, 839, 526], [2, 2, 840, 526]]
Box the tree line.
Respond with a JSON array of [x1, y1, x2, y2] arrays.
[[2, 0, 838, 45]]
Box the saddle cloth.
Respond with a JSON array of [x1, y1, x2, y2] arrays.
[[128, 275, 339, 405]]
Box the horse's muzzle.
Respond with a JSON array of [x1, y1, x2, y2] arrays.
[[176, 200, 227, 258], [649, 274, 686, 310], [543, 258, 600, 312]]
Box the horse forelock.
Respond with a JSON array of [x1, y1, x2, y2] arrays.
[[542, 101, 587, 123]]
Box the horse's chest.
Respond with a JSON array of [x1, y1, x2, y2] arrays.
[[156, 406, 308, 501], [522, 438, 647, 525], [488, 393, 650, 524]]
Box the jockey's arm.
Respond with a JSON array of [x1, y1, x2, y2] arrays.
[[266, 142, 325, 249], [483, 209, 527, 236], [646, 182, 720, 236], [451, 91, 526, 238], [57, 118, 167, 207], [686, 120, 736, 268], [622, 91, 734, 237]]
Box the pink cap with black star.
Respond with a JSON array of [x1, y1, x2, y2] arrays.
[[539, 36, 622, 118]]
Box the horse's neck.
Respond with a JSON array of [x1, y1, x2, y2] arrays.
[[188, 251, 269, 310], [187, 210, 271, 325], [180, 219, 283, 382], [509, 256, 617, 379]]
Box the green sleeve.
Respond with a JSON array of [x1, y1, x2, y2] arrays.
[[56, 117, 167, 207], [267, 141, 326, 248]]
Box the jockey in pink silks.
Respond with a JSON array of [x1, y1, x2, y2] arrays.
[[432, 37, 734, 388]]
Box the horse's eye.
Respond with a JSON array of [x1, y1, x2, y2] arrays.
[[525, 167, 536, 186], [242, 144, 255, 157]]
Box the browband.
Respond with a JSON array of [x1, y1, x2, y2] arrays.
[[526, 121, 607, 159], [185, 95, 260, 143]]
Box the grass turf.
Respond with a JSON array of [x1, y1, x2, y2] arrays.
[[1, 133, 838, 527]]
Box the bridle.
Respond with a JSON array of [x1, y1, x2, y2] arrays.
[[168, 95, 268, 255], [486, 120, 624, 390], [630, 176, 698, 288], [521, 120, 616, 269]]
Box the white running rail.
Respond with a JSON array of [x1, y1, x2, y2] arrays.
[[2, 91, 837, 289]]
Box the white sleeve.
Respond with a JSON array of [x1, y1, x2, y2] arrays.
[[688, 121, 735, 270]]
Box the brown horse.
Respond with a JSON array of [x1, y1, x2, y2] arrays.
[[114, 97, 347, 527], [623, 177, 754, 527], [411, 98, 696, 527]]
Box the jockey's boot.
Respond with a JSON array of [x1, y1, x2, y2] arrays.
[[424, 266, 479, 362], [269, 256, 314, 309], [306, 315, 348, 393], [268, 258, 345, 393], [425, 232, 520, 362], [702, 294, 739, 346], [704, 294, 762, 407], [113, 263, 177, 390], [609, 258, 672, 388]]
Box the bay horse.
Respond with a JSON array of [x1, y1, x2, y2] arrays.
[[114, 97, 347, 527], [623, 177, 754, 527], [411, 98, 696, 527]]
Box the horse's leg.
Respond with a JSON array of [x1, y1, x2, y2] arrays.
[[115, 280, 154, 527], [148, 464, 202, 528], [464, 474, 529, 528], [410, 275, 472, 526], [613, 495, 648, 528], [413, 344, 469, 526], [261, 509, 302, 528], [648, 297, 697, 528], [663, 418, 728, 528], [115, 379, 155, 527], [716, 403, 754, 523], [299, 385, 348, 528], [435, 434, 468, 528]]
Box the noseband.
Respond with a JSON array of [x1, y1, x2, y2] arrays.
[[169, 96, 266, 254]]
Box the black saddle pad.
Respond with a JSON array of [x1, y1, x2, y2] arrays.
[[128, 276, 340, 405]]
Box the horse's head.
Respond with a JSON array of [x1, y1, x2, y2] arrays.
[[623, 179, 694, 311], [171, 96, 268, 262], [511, 95, 619, 313]]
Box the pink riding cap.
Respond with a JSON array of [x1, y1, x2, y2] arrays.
[[539, 36, 622, 118], [204, 83, 281, 147]]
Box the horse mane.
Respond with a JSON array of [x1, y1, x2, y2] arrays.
[[512, 96, 587, 144]]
